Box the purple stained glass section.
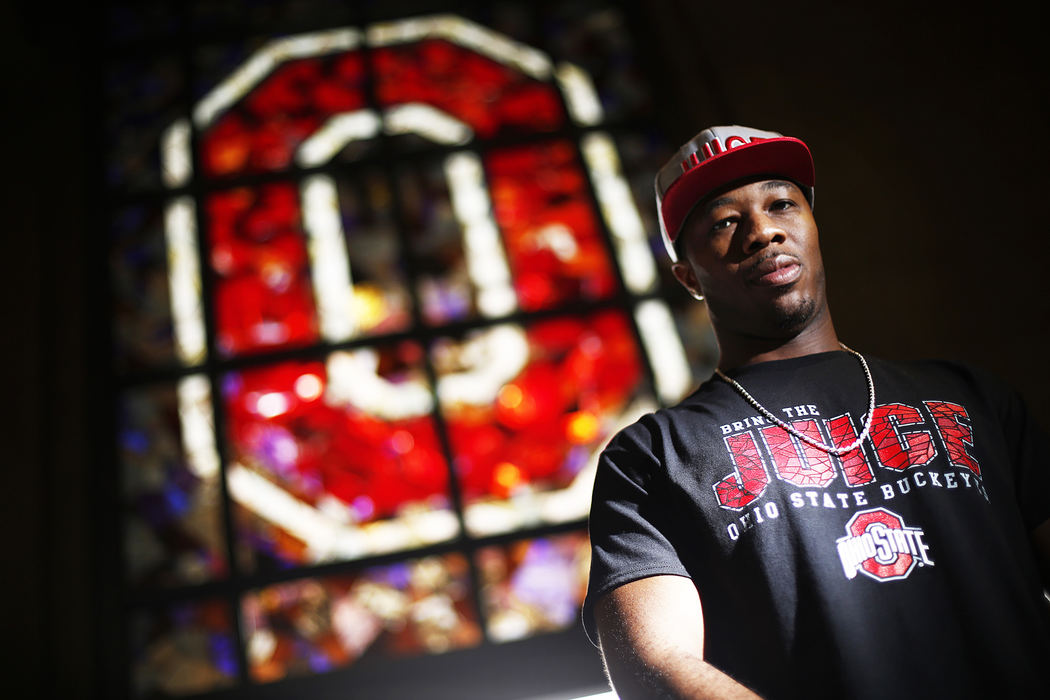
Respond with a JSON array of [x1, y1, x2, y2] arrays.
[[119, 381, 228, 589], [477, 531, 591, 641]]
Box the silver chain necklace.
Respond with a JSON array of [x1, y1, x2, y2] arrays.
[[713, 343, 875, 456]]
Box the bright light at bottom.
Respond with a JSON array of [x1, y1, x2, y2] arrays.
[[522, 689, 617, 700]]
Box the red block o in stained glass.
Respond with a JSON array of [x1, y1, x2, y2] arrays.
[[163, 16, 682, 565]]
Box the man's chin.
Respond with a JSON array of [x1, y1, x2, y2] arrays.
[[771, 297, 818, 334]]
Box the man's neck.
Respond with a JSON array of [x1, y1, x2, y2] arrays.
[[715, 308, 840, 371]]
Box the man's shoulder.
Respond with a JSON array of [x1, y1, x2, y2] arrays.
[[866, 355, 1029, 420], [602, 379, 726, 449], [869, 354, 1010, 390]]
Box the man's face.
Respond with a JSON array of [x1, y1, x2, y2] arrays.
[[671, 178, 828, 341]]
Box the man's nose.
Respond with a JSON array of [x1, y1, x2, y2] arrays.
[[740, 212, 786, 253]]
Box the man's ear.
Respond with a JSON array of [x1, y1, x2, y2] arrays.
[[671, 261, 705, 301]]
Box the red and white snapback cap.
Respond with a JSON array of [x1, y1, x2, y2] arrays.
[[655, 125, 815, 262]]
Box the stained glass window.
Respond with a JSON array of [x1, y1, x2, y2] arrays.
[[486, 142, 619, 310], [223, 345, 458, 571], [242, 553, 481, 683], [110, 205, 180, 370], [437, 312, 645, 535], [130, 598, 239, 697], [105, 2, 715, 697], [478, 532, 591, 642]]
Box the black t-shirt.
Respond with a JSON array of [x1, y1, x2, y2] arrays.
[[585, 350, 1050, 699]]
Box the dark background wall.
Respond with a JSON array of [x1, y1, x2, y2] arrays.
[[9, 1, 1048, 697], [644, 1, 1050, 409]]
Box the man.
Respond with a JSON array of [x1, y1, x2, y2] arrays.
[[583, 125, 1050, 699]]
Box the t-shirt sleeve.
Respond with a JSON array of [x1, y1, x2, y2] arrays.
[[950, 360, 1050, 531], [582, 417, 692, 645]]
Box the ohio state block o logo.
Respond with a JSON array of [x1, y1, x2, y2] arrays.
[[836, 507, 934, 582], [158, 15, 693, 552]]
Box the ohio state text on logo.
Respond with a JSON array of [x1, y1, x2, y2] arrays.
[[713, 400, 979, 509], [836, 507, 934, 581]]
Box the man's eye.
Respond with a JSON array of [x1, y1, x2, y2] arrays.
[[712, 217, 735, 232], [771, 199, 795, 211]]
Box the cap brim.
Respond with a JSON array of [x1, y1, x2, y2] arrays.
[[661, 137, 815, 245]]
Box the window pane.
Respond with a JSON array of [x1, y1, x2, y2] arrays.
[[399, 157, 468, 324], [120, 378, 228, 589], [373, 38, 565, 141], [207, 184, 321, 356], [110, 206, 178, 371], [434, 311, 652, 535], [222, 347, 458, 571], [241, 554, 482, 683], [608, 131, 679, 288], [196, 49, 370, 178], [130, 598, 239, 697], [610, 131, 718, 384], [486, 141, 619, 310], [331, 171, 413, 335], [478, 531, 591, 642], [399, 155, 516, 325]]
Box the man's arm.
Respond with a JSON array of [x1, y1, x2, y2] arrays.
[[593, 575, 762, 700]]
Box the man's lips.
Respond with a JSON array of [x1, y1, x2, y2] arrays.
[[747, 253, 802, 287]]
